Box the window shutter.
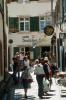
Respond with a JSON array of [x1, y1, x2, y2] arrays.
[[9, 17, 19, 33], [30, 17, 39, 32]]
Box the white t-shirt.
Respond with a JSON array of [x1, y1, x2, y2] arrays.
[[24, 59, 30, 68], [34, 63, 45, 75], [19, 54, 24, 60]]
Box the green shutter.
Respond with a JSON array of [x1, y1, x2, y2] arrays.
[[9, 17, 19, 32], [13, 47, 19, 56], [30, 17, 39, 32]]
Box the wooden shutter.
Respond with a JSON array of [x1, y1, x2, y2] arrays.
[[9, 17, 19, 33], [30, 17, 39, 32]]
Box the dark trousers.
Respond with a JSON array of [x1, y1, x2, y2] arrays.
[[36, 75, 44, 97], [13, 68, 20, 83]]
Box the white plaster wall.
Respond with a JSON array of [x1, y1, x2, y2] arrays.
[[7, 1, 56, 47], [8, 2, 51, 17], [8, 33, 51, 47]]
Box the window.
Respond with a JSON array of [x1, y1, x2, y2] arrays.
[[19, 17, 30, 32], [39, 17, 46, 32], [13, 47, 19, 56]]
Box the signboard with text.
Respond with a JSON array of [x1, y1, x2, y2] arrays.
[[44, 25, 54, 36]]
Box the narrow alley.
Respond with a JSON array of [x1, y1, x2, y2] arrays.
[[9, 71, 66, 100]]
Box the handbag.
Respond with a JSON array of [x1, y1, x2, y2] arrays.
[[21, 68, 33, 83], [43, 78, 50, 92], [27, 69, 33, 83]]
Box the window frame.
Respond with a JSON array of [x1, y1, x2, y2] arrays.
[[39, 16, 46, 33], [19, 17, 30, 32]]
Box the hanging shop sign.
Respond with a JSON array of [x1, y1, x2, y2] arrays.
[[44, 25, 54, 36]]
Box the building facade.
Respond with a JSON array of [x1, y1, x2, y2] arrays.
[[54, 0, 66, 71], [7, 0, 57, 63], [0, 0, 8, 82]]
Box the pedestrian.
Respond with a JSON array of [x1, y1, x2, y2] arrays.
[[43, 57, 51, 80], [23, 55, 30, 69], [43, 57, 52, 91], [13, 52, 21, 83], [21, 65, 33, 98], [12, 57, 18, 84], [19, 52, 24, 70], [34, 59, 45, 99]]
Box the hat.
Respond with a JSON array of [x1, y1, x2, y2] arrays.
[[44, 57, 48, 61]]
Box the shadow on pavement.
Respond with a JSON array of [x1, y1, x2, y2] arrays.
[[14, 94, 36, 100], [61, 95, 66, 97], [42, 97, 51, 99], [43, 93, 55, 96], [49, 89, 56, 92]]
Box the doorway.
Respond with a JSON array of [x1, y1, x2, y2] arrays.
[[41, 46, 50, 57]]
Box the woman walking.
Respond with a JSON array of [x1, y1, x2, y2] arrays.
[[34, 59, 45, 99], [21, 65, 33, 98]]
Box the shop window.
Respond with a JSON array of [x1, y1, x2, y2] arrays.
[[13, 47, 19, 56]]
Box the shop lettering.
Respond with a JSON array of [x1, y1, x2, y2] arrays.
[[22, 38, 37, 42]]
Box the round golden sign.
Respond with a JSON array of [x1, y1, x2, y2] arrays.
[[44, 25, 54, 36]]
